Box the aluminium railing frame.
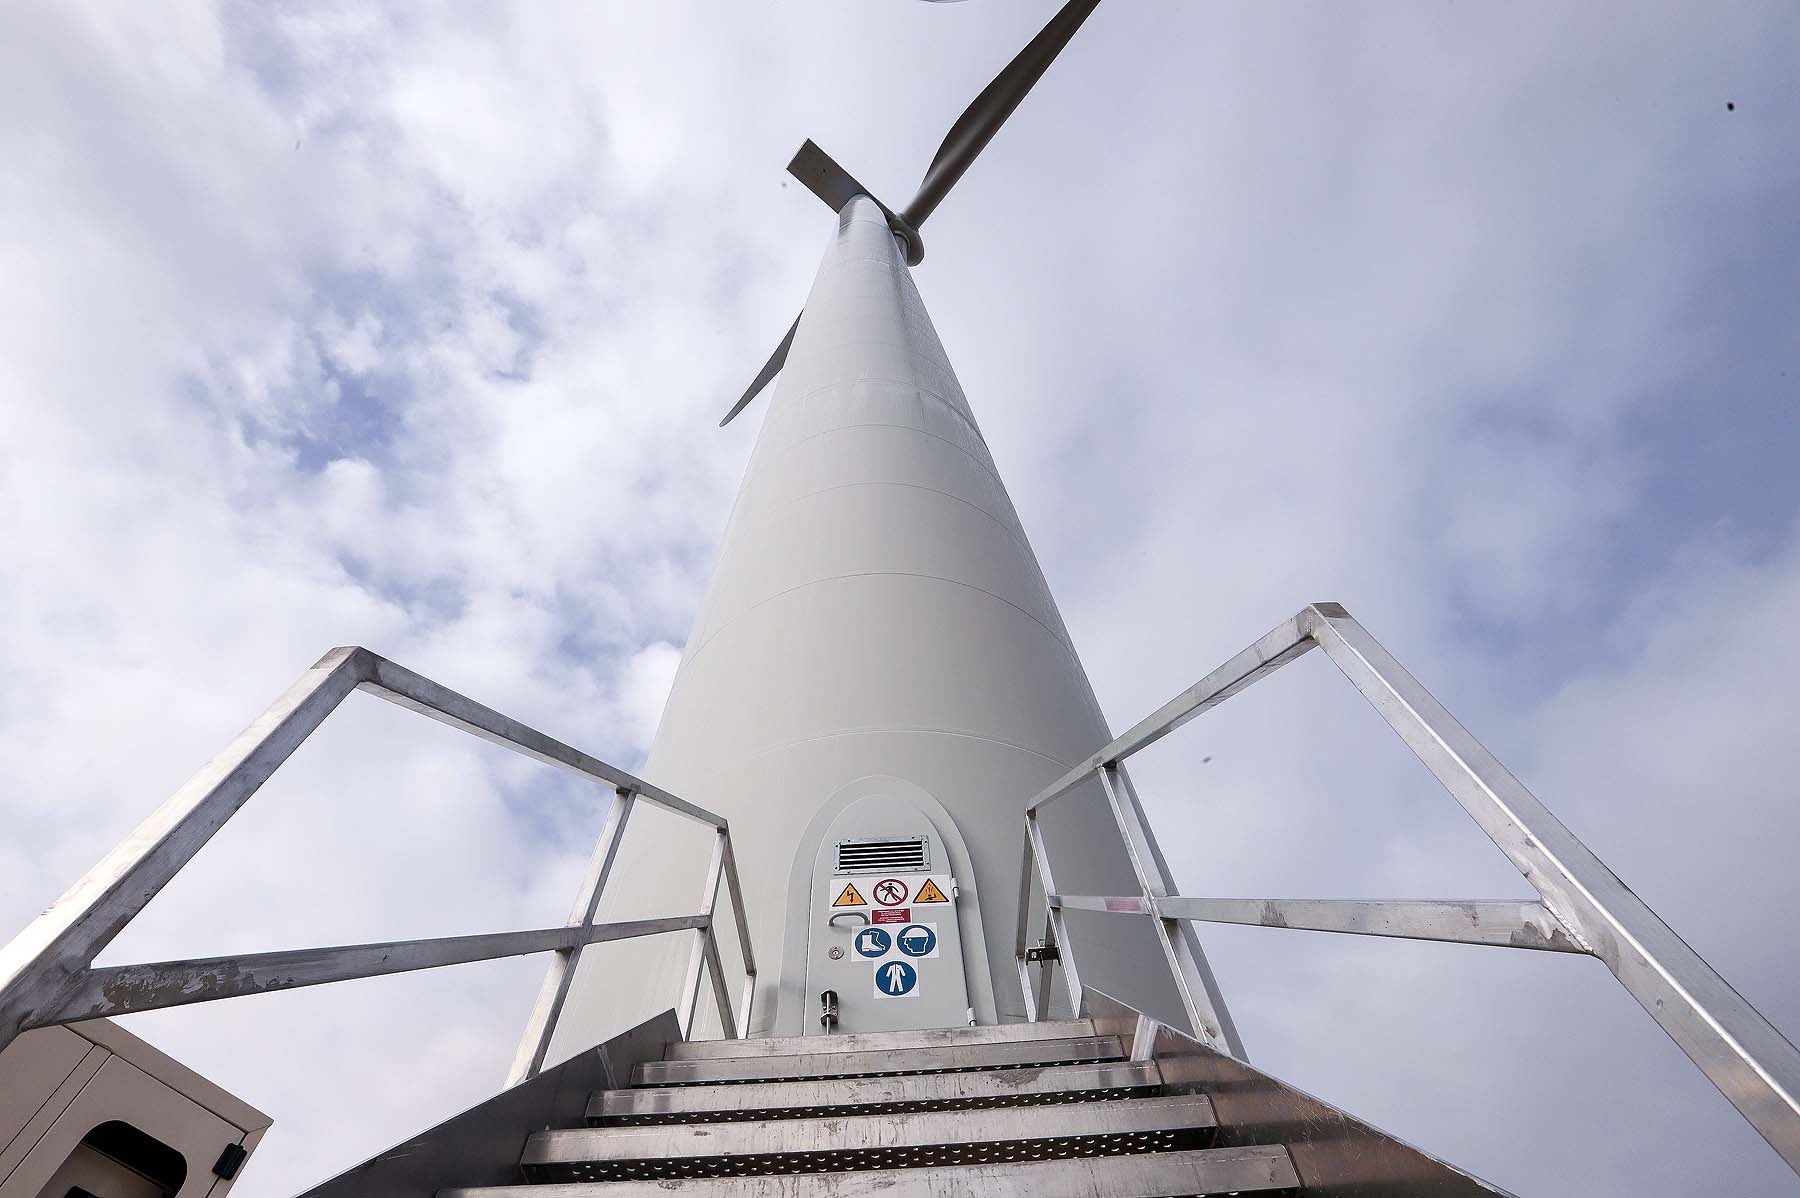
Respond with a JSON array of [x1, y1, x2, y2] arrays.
[[1015, 602, 1800, 1176], [0, 645, 757, 1091]]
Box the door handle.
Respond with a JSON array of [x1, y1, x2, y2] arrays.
[[828, 911, 869, 928]]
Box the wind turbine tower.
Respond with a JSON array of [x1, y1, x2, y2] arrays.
[[544, 0, 1237, 1059]]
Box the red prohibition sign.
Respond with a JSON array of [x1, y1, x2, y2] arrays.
[[872, 878, 908, 907]]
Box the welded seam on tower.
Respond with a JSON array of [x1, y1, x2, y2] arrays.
[[677, 570, 1084, 677]]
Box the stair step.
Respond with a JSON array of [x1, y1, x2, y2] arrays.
[[443, 1144, 1298, 1196], [633, 1035, 1124, 1087], [590, 1060, 1162, 1125], [524, 1093, 1216, 1182], [662, 1019, 1098, 1061]]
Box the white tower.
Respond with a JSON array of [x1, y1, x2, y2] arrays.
[[548, 187, 1236, 1052]]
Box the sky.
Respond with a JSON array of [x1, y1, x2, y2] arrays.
[[1, 1, 1797, 1194]]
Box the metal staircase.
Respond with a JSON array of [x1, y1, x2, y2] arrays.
[[444, 1017, 1298, 1196], [301, 987, 1501, 1197]]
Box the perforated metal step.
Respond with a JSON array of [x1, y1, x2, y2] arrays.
[[590, 1059, 1162, 1125], [634, 1034, 1124, 1087], [661, 1019, 1098, 1062], [442, 1144, 1300, 1197], [524, 1093, 1216, 1182]]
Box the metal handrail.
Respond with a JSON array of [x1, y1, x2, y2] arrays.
[[0, 646, 757, 1088], [1015, 602, 1800, 1175]]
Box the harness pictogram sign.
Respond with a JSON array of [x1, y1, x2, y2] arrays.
[[872, 878, 908, 907], [854, 927, 891, 959], [832, 882, 867, 908], [875, 960, 918, 998], [914, 878, 949, 904]]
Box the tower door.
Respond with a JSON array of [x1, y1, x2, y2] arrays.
[[805, 795, 971, 1035]]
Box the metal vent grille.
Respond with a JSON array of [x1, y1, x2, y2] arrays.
[[835, 837, 928, 874]]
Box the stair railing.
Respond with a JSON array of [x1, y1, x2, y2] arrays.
[[0, 646, 757, 1088], [1015, 602, 1800, 1176]]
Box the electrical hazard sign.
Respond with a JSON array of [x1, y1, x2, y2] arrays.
[[913, 878, 949, 904], [831, 882, 867, 908]]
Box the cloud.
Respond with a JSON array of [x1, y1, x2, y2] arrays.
[[0, 1, 1795, 1194]]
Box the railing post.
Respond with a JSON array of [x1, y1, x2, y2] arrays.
[[505, 786, 636, 1086], [719, 831, 758, 1037], [1013, 827, 1038, 1020], [1032, 910, 1060, 1021], [1025, 812, 1083, 1018], [679, 829, 728, 1038], [703, 928, 737, 1040], [1097, 763, 1242, 1057]]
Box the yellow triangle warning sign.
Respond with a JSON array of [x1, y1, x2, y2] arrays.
[[914, 879, 949, 904], [832, 882, 867, 908]]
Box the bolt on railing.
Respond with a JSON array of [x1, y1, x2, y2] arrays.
[[1016, 602, 1800, 1177], [0, 646, 756, 1088]]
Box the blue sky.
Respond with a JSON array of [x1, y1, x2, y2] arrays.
[[2, 2, 1797, 1193]]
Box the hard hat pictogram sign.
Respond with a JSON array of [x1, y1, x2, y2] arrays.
[[913, 878, 949, 904], [872, 878, 909, 907], [832, 882, 867, 908], [875, 960, 918, 998], [896, 923, 938, 958]]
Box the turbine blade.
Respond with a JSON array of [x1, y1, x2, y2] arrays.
[[788, 140, 878, 214], [719, 313, 801, 427], [901, 0, 1102, 230]]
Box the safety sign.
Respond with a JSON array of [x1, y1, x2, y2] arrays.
[[823, 873, 954, 916], [853, 927, 891, 959], [914, 879, 949, 904], [895, 923, 938, 958], [874, 959, 919, 998]]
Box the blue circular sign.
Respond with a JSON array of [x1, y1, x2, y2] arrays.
[[853, 927, 891, 959], [896, 924, 937, 957], [876, 960, 918, 996]]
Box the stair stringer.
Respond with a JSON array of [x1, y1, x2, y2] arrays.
[[294, 1010, 681, 1198], [1081, 988, 1513, 1197]]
